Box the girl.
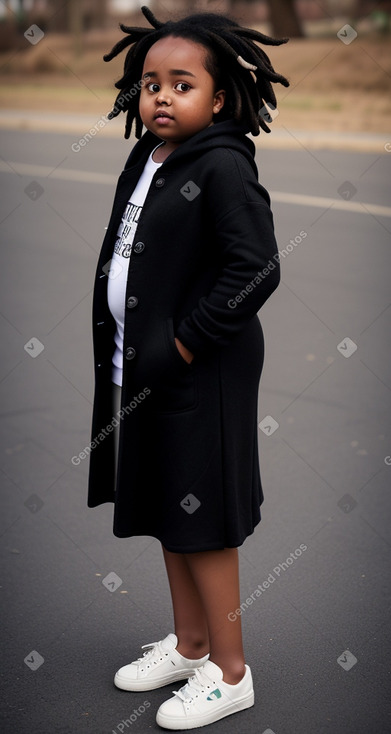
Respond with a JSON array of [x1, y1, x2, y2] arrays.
[[87, 6, 289, 730]]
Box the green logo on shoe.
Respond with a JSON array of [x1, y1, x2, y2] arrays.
[[207, 689, 222, 700]]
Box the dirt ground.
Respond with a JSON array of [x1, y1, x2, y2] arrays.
[[0, 29, 390, 133]]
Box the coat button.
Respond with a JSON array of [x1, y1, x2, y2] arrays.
[[155, 177, 165, 187], [126, 296, 138, 309], [125, 347, 136, 360], [133, 241, 145, 253]]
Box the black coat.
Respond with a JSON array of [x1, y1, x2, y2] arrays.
[[87, 119, 280, 552]]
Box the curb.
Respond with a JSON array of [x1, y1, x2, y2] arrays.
[[0, 111, 390, 154]]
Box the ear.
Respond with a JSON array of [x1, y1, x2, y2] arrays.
[[213, 89, 226, 114]]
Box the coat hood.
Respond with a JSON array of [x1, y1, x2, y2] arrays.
[[123, 119, 258, 177]]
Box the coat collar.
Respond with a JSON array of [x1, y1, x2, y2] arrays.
[[122, 119, 258, 176]]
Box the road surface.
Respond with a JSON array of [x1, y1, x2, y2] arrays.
[[1, 127, 390, 733]]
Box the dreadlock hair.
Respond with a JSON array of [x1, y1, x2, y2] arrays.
[[104, 5, 290, 139]]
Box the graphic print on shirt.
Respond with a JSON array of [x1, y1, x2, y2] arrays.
[[113, 202, 143, 258]]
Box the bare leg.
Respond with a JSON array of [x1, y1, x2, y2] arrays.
[[184, 547, 246, 685], [162, 546, 210, 659]]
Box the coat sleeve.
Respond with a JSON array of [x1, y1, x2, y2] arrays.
[[176, 150, 280, 355]]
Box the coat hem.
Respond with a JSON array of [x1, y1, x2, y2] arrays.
[[111, 522, 261, 553], [87, 498, 114, 508]]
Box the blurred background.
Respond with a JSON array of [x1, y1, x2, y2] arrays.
[[1, 3, 391, 733], [0, 0, 390, 134]]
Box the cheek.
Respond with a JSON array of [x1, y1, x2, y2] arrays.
[[191, 100, 215, 122], [192, 89, 216, 113], [138, 93, 149, 115], [181, 92, 207, 111]]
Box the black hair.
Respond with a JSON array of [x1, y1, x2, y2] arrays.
[[104, 5, 290, 139]]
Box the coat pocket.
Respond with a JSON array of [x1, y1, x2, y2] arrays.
[[164, 316, 194, 373], [150, 317, 197, 413]]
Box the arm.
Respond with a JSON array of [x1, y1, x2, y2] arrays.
[[176, 193, 280, 356]]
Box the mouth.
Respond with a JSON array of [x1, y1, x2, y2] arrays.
[[154, 110, 174, 122]]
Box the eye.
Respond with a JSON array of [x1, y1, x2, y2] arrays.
[[174, 82, 191, 92], [147, 83, 160, 93]]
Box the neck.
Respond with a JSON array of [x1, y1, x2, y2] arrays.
[[152, 140, 179, 163]]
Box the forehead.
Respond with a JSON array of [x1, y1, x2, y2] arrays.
[[143, 35, 207, 72]]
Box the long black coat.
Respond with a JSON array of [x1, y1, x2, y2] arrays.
[[87, 119, 280, 552]]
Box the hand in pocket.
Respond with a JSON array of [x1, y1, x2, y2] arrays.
[[174, 337, 194, 365]]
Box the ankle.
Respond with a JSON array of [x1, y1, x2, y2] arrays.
[[210, 659, 246, 685], [175, 636, 210, 659]]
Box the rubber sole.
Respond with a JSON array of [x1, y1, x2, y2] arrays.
[[114, 668, 199, 692], [155, 689, 254, 729]]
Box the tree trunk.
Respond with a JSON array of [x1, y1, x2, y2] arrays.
[[46, 0, 68, 32], [68, 0, 83, 57], [266, 0, 304, 37], [93, 0, 109, 28]]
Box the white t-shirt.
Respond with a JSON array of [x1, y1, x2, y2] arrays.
[[107, 143, 164, 386]]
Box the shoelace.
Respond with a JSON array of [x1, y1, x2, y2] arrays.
[[134, 640, 169, 669], [172, 666, 216, 704]]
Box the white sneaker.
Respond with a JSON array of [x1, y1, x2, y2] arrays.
[[114, 633, 209, 691], [155, 659, 254, 729]]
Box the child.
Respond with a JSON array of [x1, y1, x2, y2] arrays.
[[87, 5, 289, 730]]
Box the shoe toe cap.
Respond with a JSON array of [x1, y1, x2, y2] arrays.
[[157, 696, 184, 717], [115, 663, 138, 683]]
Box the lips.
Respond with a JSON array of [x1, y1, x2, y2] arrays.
[[154, 110, 173, 119]]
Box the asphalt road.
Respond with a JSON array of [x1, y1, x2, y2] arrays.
[[1, 127, 390, 734]]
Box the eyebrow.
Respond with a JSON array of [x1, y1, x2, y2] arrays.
[[144, 69, 196, 79]]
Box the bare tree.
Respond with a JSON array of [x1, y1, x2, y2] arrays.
[[3, 0, 13, 21], [68, 0, 83, 57], [46, 0, 68, 32], [227, 0, 304, 37], [47, 0, 109, 33], [265, 0, 304, 37], [92, 0, 109, 28]]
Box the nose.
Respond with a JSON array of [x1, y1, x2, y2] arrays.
[[156, 86, 172, 105]]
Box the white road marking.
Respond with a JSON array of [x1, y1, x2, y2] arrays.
[[0, 160, 117, 186], [1, 160, 391, 218], [269, 191, 391, 218]]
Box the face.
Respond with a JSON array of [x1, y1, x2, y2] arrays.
[[139, 35, 225, 147]]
